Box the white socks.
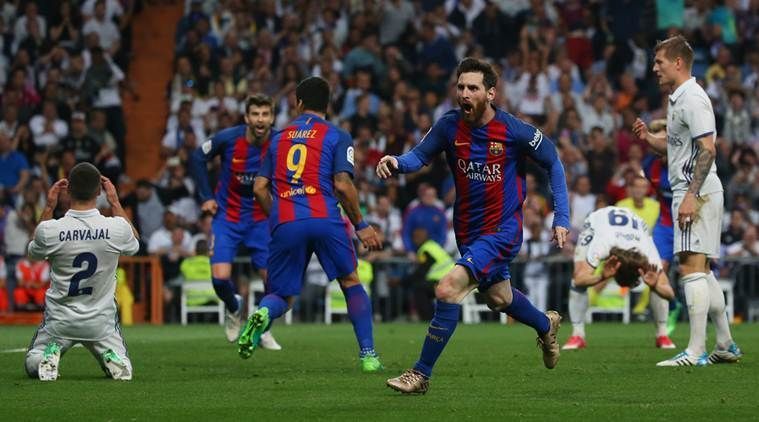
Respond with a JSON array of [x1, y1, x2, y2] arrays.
[[650, 292, 669, 337], [568, 286, 588, 338], [706, 271, 733, 349], [682, 272, 709, 356]]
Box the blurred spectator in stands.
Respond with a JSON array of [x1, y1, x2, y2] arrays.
[[616, 175, 659, 233], [569, 175, 595, 232], [29, 99, 68, 150], [190, 211, 213, 250], [368, 195, 403, 254], [3, 200, 35, 310], [379, 0, 414, 45], [723, 89, 751, 145], [148, 210, 193, 281], [0, 105, 19, 138], [121, 179, 166, 241], [723, 209, 750, 247], [402, 185, 447, 254], [83, 46, 126, 161], [581, 94, 616, 135], [584, 127, 616, 194], [725, 147, 757, 211], [154, 157, 198, 225], [49, 1, 83, 50], [83, 0, 121, 58], [162, 107, 204, 158], [520, 206, 552, 312], [61, 50, 87, 106], [13, 2, 46, 54], [13, 256, 49, 311], [0, 130, 29, 204], [726, 224, 759, 258]]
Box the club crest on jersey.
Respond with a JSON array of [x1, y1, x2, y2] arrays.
[[488, 141, 503, 156]]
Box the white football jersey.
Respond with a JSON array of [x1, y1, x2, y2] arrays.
[[28, 209, 139, 341], [666, 77, 722, 195], [577, 207, 661, 269]]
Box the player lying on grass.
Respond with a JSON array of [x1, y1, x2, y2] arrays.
[[564, 206, 677, 352], [25, 163, 140, 381]]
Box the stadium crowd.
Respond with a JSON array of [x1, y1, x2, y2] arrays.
[[1, 0, 758, 319], [0, 0, 138, 312]]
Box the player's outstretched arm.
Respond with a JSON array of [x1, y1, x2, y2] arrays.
[[333, 172, 381, 251], [39, 178, 69, 222], [189, 140, 220, 215], [253, 176, 272, 216], [102, 176, 140, 240], [376, 120, 449, 179], [523, 127, 570, 248], [376, 155, 399, 179], [632, 118, 667, 155]]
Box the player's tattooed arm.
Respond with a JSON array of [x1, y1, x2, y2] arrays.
[[686, 135, 717, 196], [253, 176, 272, 216], [678, 135, 716, 228]]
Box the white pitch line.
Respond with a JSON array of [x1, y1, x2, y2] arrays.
[[0, 348, 27, 353]]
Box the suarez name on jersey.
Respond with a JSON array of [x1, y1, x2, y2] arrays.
[[260, 113, 354, 229]]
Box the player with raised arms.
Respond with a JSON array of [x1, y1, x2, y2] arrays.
[[633, 35, 742, 366], [239, 76, 384, 372], [189, 94, 281, 350], [25, 163, 139, 381], [377, 57, 569, 394], [564, 206, 676, 351]]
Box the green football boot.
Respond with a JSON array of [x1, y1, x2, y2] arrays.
[[359, 352, 384, 373], [237, 307, 270, 359], [38, 342, 62, 381]]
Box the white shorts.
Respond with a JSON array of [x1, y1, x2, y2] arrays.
[[672, 191, 723, 258], [25, 324, 132, 379]]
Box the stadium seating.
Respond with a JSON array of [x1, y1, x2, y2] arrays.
[[180, 279, 224, 325]]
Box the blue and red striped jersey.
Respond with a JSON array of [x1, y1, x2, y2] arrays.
[[396, 108, 570, 247], [189, 125, 269, 223], [643, 155, 674, 228], [259, 113, 354, 229]]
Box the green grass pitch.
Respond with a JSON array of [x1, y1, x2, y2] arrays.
[[1, 322, 755, 421]]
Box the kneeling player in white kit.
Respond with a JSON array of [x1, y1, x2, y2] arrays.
[[25, 163, 140, 381], [563, 206, 677, 351]]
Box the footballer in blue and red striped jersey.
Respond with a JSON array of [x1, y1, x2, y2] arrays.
[[643, 154, 674, 264], [189, 94, 281, 348], [240, 77, 382, 369], [380, 58, 568, 394]]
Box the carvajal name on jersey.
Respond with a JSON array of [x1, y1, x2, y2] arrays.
[[59, 228, 111, 242]]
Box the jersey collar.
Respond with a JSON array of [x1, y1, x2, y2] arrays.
[[669, 77, 696, 104], [65, 209, 100, 218]]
